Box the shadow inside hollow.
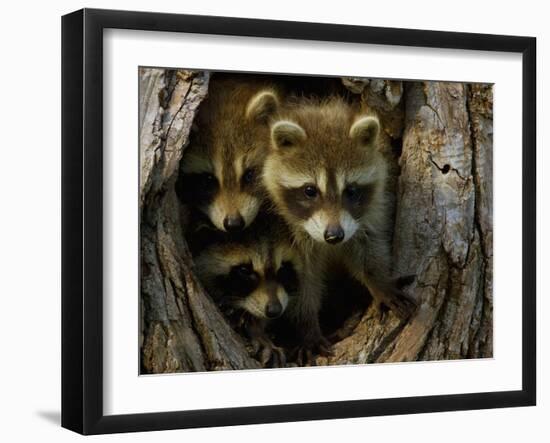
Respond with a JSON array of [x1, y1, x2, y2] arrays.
[[36, 410, 61, 426]]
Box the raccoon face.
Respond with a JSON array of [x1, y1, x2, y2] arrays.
[[264, 101, 386, 245], [179, 145, 265, 232], [178, 89, 279, 233], [194, 240, 299, 320]]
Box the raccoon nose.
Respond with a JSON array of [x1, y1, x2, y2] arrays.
[[324, 225, 344, 244], [265, 300, 283, 319], [223, 214, 245, 232]]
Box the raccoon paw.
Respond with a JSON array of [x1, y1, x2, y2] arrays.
[[292, 336, 332, 367], [250, 336, 286, 368], [380, 287, 417, 320], [373, 302, 391, 323], [395, 274, 416, 289]]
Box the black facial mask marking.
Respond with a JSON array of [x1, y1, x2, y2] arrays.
[[221, 262, 260, 297], [276, 261, 299, 294], [176, 173, 219, 207]]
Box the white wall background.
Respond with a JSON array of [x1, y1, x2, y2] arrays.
[[0, 0, 546, 441]]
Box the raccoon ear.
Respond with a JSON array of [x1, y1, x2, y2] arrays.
[[271, 120, 307, 149], [246, 90, 279, 123], [349, 116, 380, 148]]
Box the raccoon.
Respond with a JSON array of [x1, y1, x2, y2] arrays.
[[193, 216, 300, 367], [177, 76, 280, 233], [262, 96, 416, 363]]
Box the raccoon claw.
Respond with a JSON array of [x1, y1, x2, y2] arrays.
[[294, 347, 314, 367], [250, 336, 286, 368], [383, 287, 417, 320], [318, 337, 333, 357], [374, 302, 391, 322], [292, 336, 332, 366], [261, 345, 286, 368]]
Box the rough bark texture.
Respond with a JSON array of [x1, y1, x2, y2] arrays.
[[140, 69, 259, 373], [140, 70, 493, 373]]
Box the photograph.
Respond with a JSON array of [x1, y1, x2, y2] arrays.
[[139, 69, 494, 373]]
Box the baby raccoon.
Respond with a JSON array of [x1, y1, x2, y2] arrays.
[[193, 217, 300, 367], [177, 76, 280, 233], [262, 96, 416, 363]]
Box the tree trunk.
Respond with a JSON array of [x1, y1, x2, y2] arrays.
[[140, 69, 259, 373], [140, 70, 493, 373]]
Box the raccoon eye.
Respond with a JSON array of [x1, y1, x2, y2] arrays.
[[225, 263, 259, 296], [201, 173, 217, 189], [344, 185, 361, 203], [234, 263, 254, 277], [303, 185, 319, 199], [241, 168, 255, 185]]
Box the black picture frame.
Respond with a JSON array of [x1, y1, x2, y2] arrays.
[[62, 8, 536, 435]]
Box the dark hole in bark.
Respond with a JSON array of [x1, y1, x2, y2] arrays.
[[268, 272, 371, 350], [391, 136, 403, 157], [320, 273, 372, 336], [176, 72, 374, 361], [441, 164, 451, 174]]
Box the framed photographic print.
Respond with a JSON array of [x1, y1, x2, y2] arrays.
[[61, 8, 536, 435]]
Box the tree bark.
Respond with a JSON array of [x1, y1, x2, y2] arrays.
[[140, 70, 493, 373], [140, 69, 259, 373]]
